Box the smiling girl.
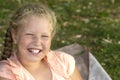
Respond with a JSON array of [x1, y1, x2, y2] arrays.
[[0, 3, 82, 80]]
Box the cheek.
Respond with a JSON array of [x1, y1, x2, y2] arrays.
[[43, 39, 51, 48], [17, 36, 32, 48]]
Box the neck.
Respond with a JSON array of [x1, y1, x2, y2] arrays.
[[21, 58, 45, 71], [16, 54, 45, 70]]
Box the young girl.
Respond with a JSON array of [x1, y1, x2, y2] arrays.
[[0, 3, 82, 80]]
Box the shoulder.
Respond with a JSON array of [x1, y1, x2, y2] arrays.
[[53, 50, 75, 75], [0, 60, 15, 79], [0, 60, 11, 71], [53, 50, 74, 60]]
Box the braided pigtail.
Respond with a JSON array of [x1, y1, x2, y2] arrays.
[[0, 28, 13, 60]]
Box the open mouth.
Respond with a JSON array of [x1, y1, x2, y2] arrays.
[[27, 48, 42, 54]]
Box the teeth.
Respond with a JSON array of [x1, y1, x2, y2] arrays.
[[31, 50, 40, 54], [28, 49, 41, 54]]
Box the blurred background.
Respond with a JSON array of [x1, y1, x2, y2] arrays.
[[0, 0, 120, 80]]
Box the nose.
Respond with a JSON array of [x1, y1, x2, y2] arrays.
[[33, 36, 41, 46]]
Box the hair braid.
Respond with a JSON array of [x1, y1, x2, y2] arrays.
[[0, 28, 13, 60]]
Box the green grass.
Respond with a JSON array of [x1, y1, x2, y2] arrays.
[[0, 0, 120, 80]]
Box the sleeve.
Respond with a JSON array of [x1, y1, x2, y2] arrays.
[[56, 51, 76, 75], [0, 61, 15, 80]]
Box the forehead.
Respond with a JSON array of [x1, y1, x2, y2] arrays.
[[20, 16, 52, 28], [18, 15, 53, 33]]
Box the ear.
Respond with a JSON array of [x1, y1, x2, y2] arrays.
[[10, 29, 17, 44]]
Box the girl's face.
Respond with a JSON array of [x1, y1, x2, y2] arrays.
[[12, 16, 52, 62]]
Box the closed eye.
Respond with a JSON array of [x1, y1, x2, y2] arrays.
[[41, 35, 49, 37], [25, 33, 33, 35], [25, 33, 34, 37]]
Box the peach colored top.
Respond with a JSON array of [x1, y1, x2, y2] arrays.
[[0, 51, 75, 80]]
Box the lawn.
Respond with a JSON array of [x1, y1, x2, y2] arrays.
[[0, 0, 120, 80]]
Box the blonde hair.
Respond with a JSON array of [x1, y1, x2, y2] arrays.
[[1, 3, 57, 60]]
